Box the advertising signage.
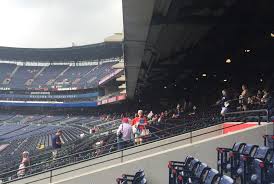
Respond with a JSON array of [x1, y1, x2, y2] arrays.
[[97, 94, 126, 105]]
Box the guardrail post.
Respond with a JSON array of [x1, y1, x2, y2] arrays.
[[50, 170, 52, 183], [190, 131, 192, 144]]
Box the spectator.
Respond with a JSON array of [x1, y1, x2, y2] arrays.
[[261, 89, 271, 104], [239, 84, 249, 111], [36, 143, 45, 151], [151, 114, 159, 124], [51, 130, 63, 160], [216, 89, 232, 116], [132, 110, 148, 145], [250, 90, 263, 104], [116, 118, 133, 150], [175, 104, 183, 118], [256, 90, 264, 101], [17, 151, 30, 177], [158, 112, 165, 123], [80, 132, 85, 139], [147, 111, 154, 119]]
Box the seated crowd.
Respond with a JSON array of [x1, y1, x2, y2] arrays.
[[216, 84, 273, 116]]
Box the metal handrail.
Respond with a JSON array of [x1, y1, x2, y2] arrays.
[[224, 109, 269, 124], [224, 109, 269, 116]]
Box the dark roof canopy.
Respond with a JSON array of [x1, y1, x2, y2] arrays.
[[0, 42, 123, 61], [123, 0, 274, 99]]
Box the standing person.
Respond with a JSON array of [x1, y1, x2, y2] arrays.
[[51, 130, 63, 160], [116, 118, 133, 150], [239, 84, 249, 111], [17, 151, 30, 177], [216, 89, 232, 116], [131, 110, 148, 145]]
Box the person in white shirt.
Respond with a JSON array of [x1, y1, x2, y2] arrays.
[[117, 118, 133, 150]]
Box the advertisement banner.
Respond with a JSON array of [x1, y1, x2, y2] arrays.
[[0, 92, 99, 99], [97, 94, 126, 105]]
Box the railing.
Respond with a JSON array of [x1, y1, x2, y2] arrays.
[[0, 126, 106, 170], [0, 109, 272, 183], [224, 109, 269, 123]]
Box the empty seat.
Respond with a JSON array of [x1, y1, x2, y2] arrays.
[[219, 175, 234, 184], [249, 147, 274, 184], [117, 169, 147, 184], [217, 142, 246, 175], [189, 163, 210, 184], [204, 169, 220, 184], [263, 135, 274, 149]]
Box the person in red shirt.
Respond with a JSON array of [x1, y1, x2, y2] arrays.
[[131, 110, 148, 144]]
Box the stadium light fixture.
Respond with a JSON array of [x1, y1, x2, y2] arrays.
[[164, 86, 167, 89], [223, 79, 227, 82], [244, 49, 251, 53], [260, 78, 263, 82], [226, 59, 231, 64], [202, 73, 207, 77]]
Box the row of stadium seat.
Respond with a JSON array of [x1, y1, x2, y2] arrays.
[[168, 156, 234, 184], [0, 62, 117, 89], [0, 114, 120, 181], [217, 135, 274, 184]]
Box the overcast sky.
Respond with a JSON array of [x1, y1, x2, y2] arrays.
[[0, 0, 123, 48]]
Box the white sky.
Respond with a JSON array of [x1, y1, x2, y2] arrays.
[[0, 0, 123, 48]]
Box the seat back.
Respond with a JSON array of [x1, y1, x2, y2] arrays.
[[242, 144, 258, 156], [184, 156, 194, 164], [267, 154, 274, 183], [204, 169, 220, 184], [132, 176, 146, 184], [237, 145, 258, 176], [133, 170, 145, 179], [264, 135, 274, 149], [132, 170, 146, 184], [250, 159, 264, 184], [184, 156, 194, 169], [194, 163, 210, 179], [253, 146, 272, 161], [188, 158, 200, 172], [232, 142, 246, 152], [219, 175, 234, 184]]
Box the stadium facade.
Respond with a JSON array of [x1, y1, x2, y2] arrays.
[[0, 34, 127, 109]]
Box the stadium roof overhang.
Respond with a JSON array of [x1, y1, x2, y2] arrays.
[[0, 42, 123, 62], [123, 0, 274, 99], [122, 0, 157, 99]]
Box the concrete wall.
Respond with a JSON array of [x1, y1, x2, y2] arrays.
[[10, 123, 273, 184]]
